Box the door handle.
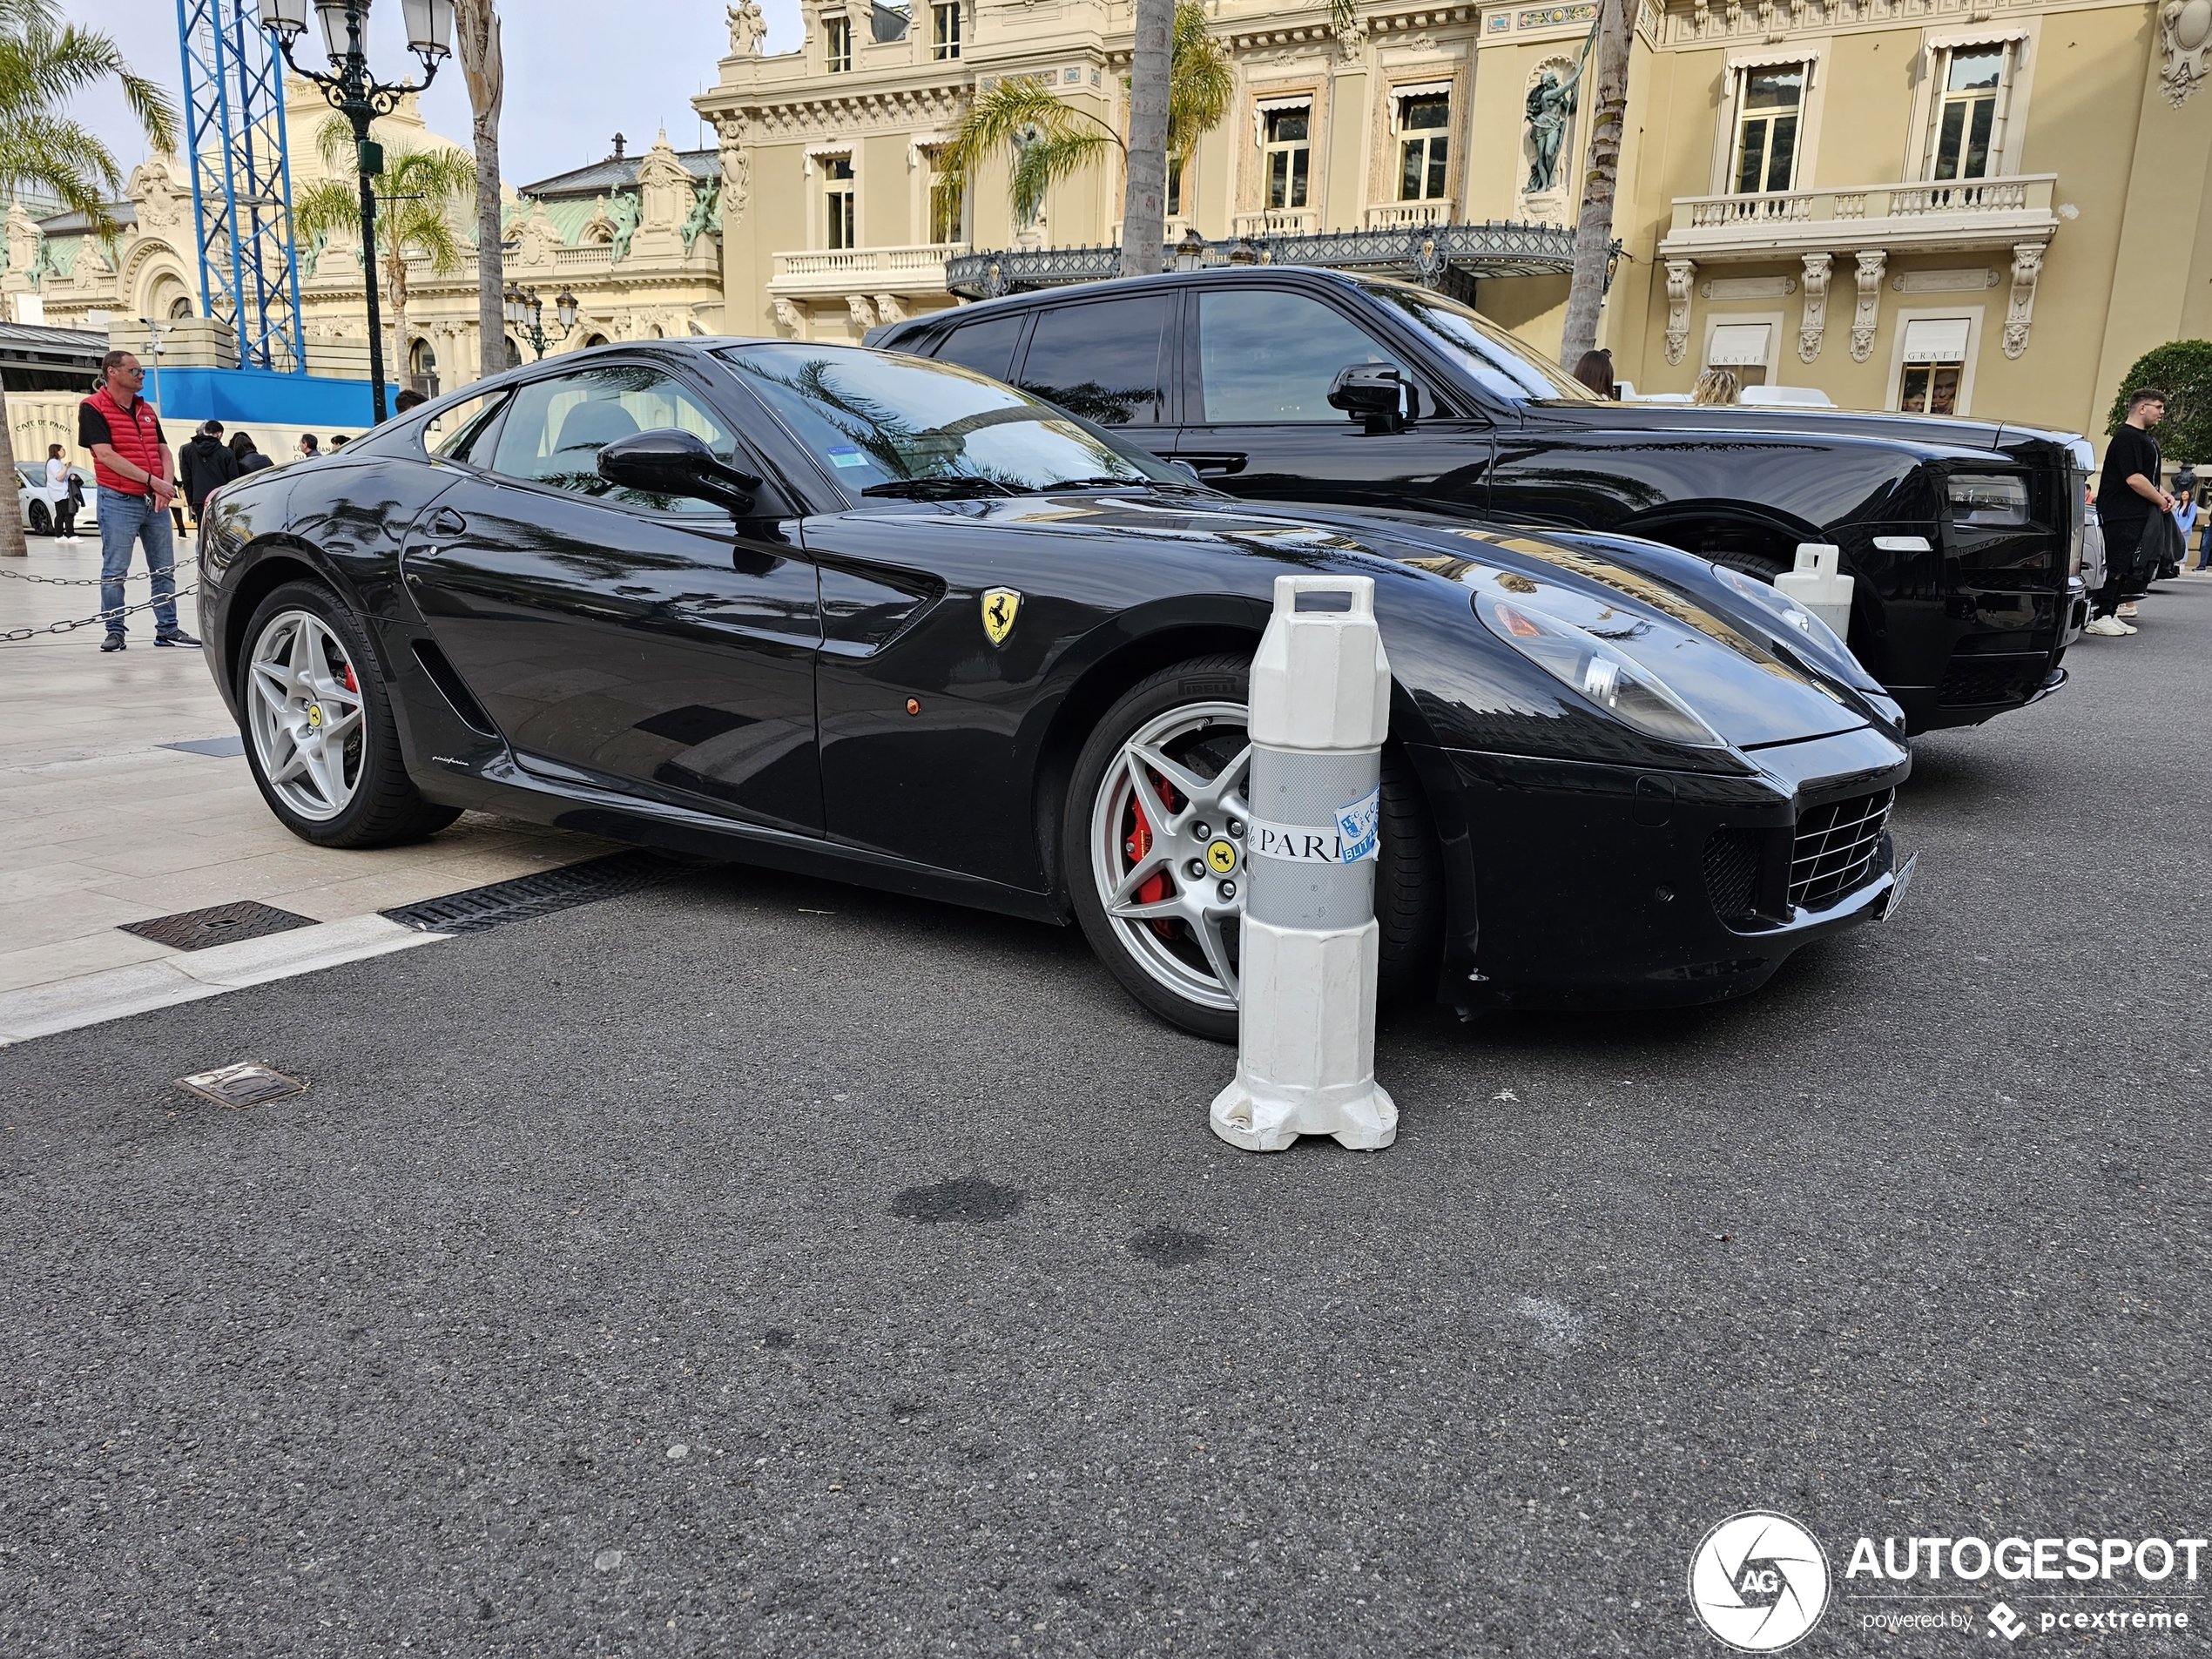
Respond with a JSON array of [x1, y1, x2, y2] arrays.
[[1180, 452, 1247, 476], [429, 507, 467, 536]]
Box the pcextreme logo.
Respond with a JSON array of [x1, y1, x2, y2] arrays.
[[1689, 1512, 1833, 1652]]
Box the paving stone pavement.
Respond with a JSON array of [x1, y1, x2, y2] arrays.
[[0, 535, 613, 1001]]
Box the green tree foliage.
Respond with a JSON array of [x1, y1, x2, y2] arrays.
[[936, 3, 1230, 239], [293, 119, 477, 388], [2107, 340, 2212, 464], [0, 0, 177, 556]]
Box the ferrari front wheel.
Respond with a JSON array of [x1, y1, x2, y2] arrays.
[[1064, 654, 1444, 1042]]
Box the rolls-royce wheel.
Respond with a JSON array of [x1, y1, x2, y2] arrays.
[[1064, 653, 1443, 1041], [238, 580, 461, 848]]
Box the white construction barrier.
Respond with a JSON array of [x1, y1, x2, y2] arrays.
[[1777, 543, 1855, 638], [1210, 575, 1398, 1153]]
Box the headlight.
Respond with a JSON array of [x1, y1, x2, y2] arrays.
[[1474, 595, 1724, 748], [1710, 561, 1852, 658], [1947, 473, 2029, 527]]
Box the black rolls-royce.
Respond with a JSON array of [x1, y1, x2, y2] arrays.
[[195, 340, 1912, 1037], [871, 267, 2090, 736]]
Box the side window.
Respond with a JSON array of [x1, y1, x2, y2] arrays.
[[1016, 295, 1171, 426], [424, 389, 508, 462], [932, 313, 1028, 384], [489, 363, 743, 515], [1194, 290, 1404, 423]]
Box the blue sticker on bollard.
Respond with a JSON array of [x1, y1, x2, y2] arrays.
[[1336, 787, 1380, 864]]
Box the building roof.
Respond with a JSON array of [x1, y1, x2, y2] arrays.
[[516, 149, 718, 201], [0, 320, 111, 370], [37, 203, 135, 237]]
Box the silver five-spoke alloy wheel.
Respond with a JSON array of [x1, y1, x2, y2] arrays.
[[246, 608, 366, 822], [1088, 701, 1253, 1014]]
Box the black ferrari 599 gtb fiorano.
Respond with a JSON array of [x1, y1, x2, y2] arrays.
[[196, 340, 1912, 1037]]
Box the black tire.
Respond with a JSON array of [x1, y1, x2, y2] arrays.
[[238, 579, 461, 849], [1710, 550, 1788, 583], [25, 500, 51, 536], [1064, 653, 1444, 1042]]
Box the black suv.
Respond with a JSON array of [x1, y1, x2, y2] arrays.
[[873, 266, 2089, 735]]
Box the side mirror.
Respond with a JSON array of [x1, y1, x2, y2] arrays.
[[1327, 364, 1417, 435], [597, 427, 764, 513]]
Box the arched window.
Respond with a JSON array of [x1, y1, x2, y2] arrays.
[[167, 294, 194, 320], [408, 336, 440, 397], [582, 333, 610, 349], [504, 336, 523, 369]]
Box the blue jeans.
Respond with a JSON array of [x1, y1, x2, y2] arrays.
[[98, 486, 179, 637]]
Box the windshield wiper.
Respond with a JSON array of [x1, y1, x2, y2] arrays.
[[860, 476, 1015, 500], [1019, 475, 1170, 494]]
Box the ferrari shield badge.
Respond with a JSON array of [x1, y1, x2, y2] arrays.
[[981, 587, 1021, 645]]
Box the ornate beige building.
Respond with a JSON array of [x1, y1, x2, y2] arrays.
[[696, 0, 2212, 442]]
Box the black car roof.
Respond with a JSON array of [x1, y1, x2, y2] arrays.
[[876, 266, 1379, 342]]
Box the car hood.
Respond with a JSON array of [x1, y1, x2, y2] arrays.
[[971, 491, 1871, 752], [1518, 399, 2086, 463]]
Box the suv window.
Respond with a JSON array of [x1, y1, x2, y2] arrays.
[[1016, 294, 1171, 426], [489, 363, 741, 513], [931, 312, 1027, 384], [1193, 289, 1404, 423]]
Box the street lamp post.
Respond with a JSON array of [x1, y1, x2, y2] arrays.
[[502, 285, 577, 361], [258, 0, 454, 423]]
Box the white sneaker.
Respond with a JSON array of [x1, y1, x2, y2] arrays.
[[2117, 602, 2140, 617], [2120, 618, 2139, 633], [2083, 616, 2130, 637]]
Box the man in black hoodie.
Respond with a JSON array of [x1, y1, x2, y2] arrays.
[[179, 420, 238, 529]]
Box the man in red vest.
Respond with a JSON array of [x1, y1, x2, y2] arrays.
[[79, 349, 197, 651]]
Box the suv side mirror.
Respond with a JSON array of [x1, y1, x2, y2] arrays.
[[1327, 364, 1418, 434], [597, 428, 764, 513]]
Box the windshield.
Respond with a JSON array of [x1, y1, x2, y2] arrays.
[[1359, 281, 1596, 403], [717, 343, 1186, 496]]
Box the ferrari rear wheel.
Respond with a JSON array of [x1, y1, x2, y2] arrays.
[[239, 580, 460, 848], [1065, 654, 1444, 1042]]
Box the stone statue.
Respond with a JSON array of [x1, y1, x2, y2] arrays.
[[605, 187, 641, 262], [679, 179, 722, 253], [726, 0, 767, 56], [1524, 61, 1584, 193]]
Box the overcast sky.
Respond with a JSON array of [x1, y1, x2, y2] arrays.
[[62, 0, 806, 191]]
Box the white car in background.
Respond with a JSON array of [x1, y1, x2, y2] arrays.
[[16, 462, 92, 536]]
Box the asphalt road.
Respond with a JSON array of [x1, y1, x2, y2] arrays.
[[4, 584, 2209, 1658]]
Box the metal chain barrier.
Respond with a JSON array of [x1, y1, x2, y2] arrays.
[[0, 583, 200, 644], [0, 563, 187, 586]]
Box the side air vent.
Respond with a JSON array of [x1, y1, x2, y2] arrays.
[[410, 637, 498, 736]]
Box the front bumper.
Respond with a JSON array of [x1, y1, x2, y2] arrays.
[[1424, 724, 1912, 1012]]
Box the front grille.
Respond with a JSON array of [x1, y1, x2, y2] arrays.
[[1791, 790, 1892, 909], [1938, 658, 2045, 708], [1703, 828, 1764, 925]]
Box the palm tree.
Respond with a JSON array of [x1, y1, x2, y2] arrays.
[[1559, 0, 1634, 368], [454, 0, 506, 380], [935, 2, 1229, 267], [293, 119, 476, 397], [0, 0, 176, 556]]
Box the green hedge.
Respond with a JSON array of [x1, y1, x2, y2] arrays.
[[2107, 340, 2212, 465]]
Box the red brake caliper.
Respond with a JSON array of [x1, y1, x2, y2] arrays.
[[342, 663, 358, 694], [1123, 769, 1182, 939]]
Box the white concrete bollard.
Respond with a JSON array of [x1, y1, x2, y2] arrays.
[[1210, 575, 1397, 1154], [1776, 543, 1855, 638]]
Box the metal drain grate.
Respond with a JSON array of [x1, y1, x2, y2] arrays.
[[381, 849, 676, 935], [121, 900, 318, 951], [178, 1062, 307, 1109]]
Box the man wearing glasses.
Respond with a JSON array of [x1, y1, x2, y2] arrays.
[[78, 350, 197, 651]]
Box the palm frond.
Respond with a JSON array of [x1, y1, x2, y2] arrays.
[[1165, 2, 1232, 164], [0, 118, 122, 226], [291, 178, 361, 242], [937, 78, 1123, 226], [1328, 0, 1359, 38], [1009, 128, 1112, 225], [0, 10, 174, 218]]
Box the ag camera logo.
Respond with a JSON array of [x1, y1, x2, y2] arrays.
[[1689, 1511, 1832, 1651]]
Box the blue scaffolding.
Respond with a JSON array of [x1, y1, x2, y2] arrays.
[[176, 0, 306, 374]]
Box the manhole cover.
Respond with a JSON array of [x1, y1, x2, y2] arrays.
[[177, 1062, 307, 1109], [120, 900, 317, 951]]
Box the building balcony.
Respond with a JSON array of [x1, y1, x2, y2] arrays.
[[1230, 208, 1320, 237], [1363, 200, 1453, 231], [1657, 174, 2060, 261], [768, 243, 969, 300]]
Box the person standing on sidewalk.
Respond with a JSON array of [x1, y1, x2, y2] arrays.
[[78, 350, 197, 652], [44, 443, 79, 540], [179, 419, 237, 530], [2085, 388, 2173, 637]]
